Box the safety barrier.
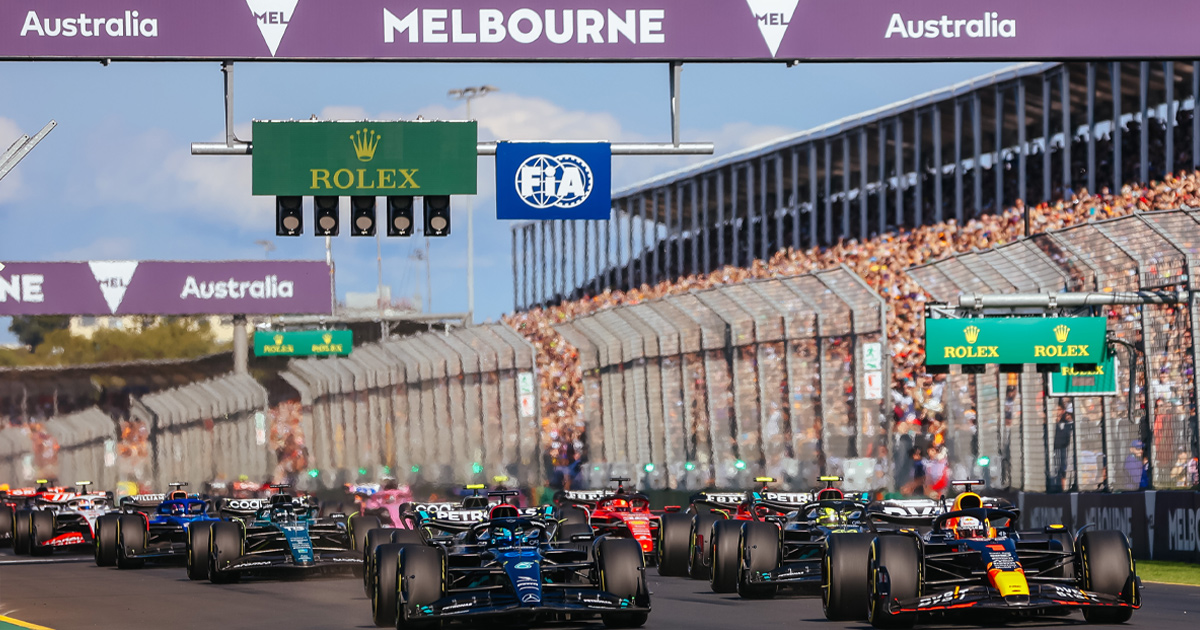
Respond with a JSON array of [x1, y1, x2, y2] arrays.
[[131, 373, 271, 491], [909, 209, 1200, 492], [554, 264, 888, 491], [0, 425, 29, 487], [41, 408, 119, 490], [279, 323, 540, 491]]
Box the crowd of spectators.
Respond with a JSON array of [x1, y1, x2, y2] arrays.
[[506, 169, 1200, 490]]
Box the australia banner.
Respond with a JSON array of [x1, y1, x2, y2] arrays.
[[0, 1, 1196, 63], [0, 260, 333, 316]]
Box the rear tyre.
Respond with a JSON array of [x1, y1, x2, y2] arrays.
[[737, 521, 780, 599], [116, 514, 147, 569], [396, 545, 445, 630], [656, 512, 691, 577], [209, 522, 244, 584], [28, 510, 55, 557], [598, 538, 649, 628], [186, 522, 212, 581], [1079, 531, 1135, 624], [687, 511, 721, 580], [558, 505, 590, 526], [12, 509, 31, 555], [868, 536, 920, 629], [348, 514, 382, 553], [708, 519, 741, 593], [823, 533, 873, 620], [94, 513, 120, 567], [0, 504, 14, 548]]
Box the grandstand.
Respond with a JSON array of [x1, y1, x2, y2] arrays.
[[512, 61, 1198, 309]]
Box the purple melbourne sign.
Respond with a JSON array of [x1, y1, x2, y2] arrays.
[[0, 1, 1196, 62], [0, 261, 333, 316]]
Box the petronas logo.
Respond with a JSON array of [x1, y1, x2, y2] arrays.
[[351, 128, 381, 162]]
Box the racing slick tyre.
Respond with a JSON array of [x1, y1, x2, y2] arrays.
[[656, 512, 691, 577], [28, 510, 55, 557], [395, 544, 446, 630], [364, 528, 424, 597], [13, 509, 31, 555], [598, 538, 649, 628], [116, 514, 148, 569], [737, 521, 780, 599], [94, 513, 120, 567], [558, 505, 590, 527], [868, 535, 921, 629], [1079, 531, 1135, 624], [371, 543, 404, 627], [0, 504, 13, 548], [1047, 529, 1075, 580], [557, 523, 593, 542], [186, 522, 212, 581], [688, 511, 721, 580], [348, 514, 383, 553], [709, 519, 742, 593], [209, 521, 244, 584], [823, 533, 873, 620]]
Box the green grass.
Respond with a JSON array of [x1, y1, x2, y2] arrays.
[[1138, 560, 1200, 586]]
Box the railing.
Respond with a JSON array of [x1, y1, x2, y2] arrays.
[[279, 323, 540, 490], [555, 265, 888, 490], [909, 210, 1200, 492]]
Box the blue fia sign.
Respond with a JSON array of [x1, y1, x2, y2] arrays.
[[496, 142, 611, 220]]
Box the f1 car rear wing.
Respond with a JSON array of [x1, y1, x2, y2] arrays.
[[120, 494, 168, 511], [218, 495, 314, 516]]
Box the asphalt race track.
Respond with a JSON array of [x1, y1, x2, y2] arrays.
[[1, 550, 1196, 630]]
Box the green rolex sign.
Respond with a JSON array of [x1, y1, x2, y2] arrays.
[[254, 330, 353, 357], [924, 317, 1107, 366], [251, 121, 477, 196], [1049, 355, 1119, 396]]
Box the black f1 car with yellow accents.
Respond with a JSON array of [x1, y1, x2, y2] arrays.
[[655, 477, 815, 587], [866, 481, 1140, 628]]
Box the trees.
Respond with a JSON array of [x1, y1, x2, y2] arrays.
[[6, 317, 226, 366], [8, 315, 71, 349]]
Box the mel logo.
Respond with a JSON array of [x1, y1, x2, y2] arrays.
[[88, 261, 139, 314], [745, 0, 799, 58], [246, 0, 298, 57]]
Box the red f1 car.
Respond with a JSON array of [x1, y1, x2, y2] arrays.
[[554, 477, 660, 558]]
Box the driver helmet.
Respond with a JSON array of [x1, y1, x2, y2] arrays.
[[815, 506, 842, 527], [953, 515, 988, 539], [170, 502, 189, 516]]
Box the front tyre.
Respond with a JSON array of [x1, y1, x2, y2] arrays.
[[186, 522, 213, 581], [598, 538, 649, 629], [823, 533, 873, 620], [737, 521, 780, 599], [12, 510, 31, 555], [94, 513, 120, 567], [656, 512, 691, 577], [396, 545, 445, 630], [209, 522, 244, 584], [687, 511, 721, 580], [0, 504, 14, 548], [708, 519, 741, 593], [868, 536, 920, 629], [28, 510, 55, 557], [1079, 531, 1135, 624], [116, 514, 147, 569]]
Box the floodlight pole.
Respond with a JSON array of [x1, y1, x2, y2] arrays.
[[0, 120, 56, 182]]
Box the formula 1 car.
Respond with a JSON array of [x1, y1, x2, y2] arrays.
[[11, 481, 117, 556], [867, 481, 1140, 628], [657, 477, 813, 584], [185, 484, 374, 583], [722, 476, 877, 607], [367, 491, 651, 629], [555, 477, 659, 558], [1, 480, 73, 548], [94, 482, 221, 569]]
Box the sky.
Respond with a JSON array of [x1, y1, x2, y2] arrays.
[[0, 59, 1012, 345]]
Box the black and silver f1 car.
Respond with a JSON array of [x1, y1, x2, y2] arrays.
[[185, 484, 377, 583], [367, 491, 651, 629], [867, 481, 1140, 628]]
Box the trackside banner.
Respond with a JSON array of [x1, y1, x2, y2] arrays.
[[1, 1, 1197, 62], [1017, 490, 1200, 562], [0, 260, 333, 316]]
